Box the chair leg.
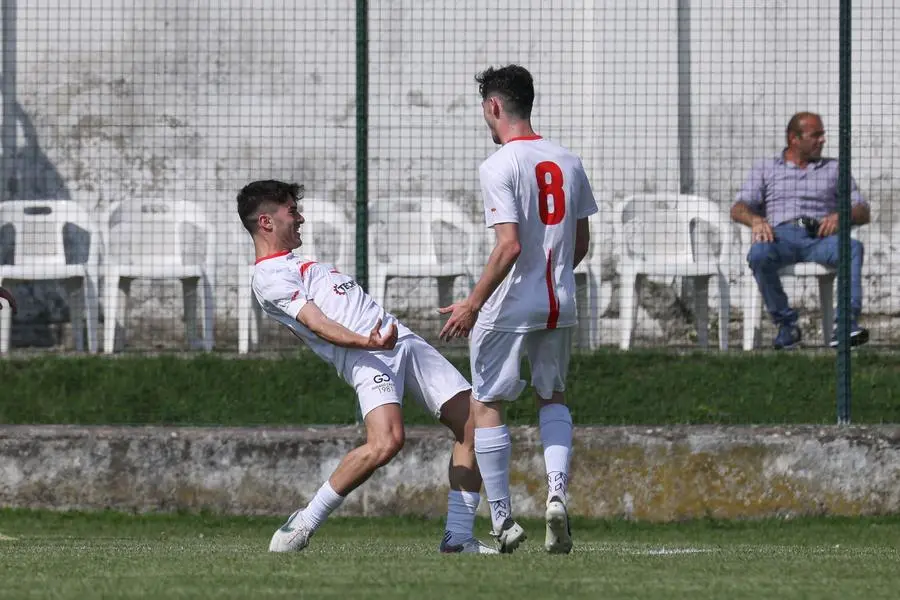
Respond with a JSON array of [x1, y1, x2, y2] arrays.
[[618, 269, 639, 351], [693, 276, 710, 348], [743, 275, 761, 351], [574, 271, 590, 350], [103, 277, 117, 354], [238, 269, 252, 354], [717, 273, 730, 351], [819, 274, 835, 346], [84, 275, 99, 353], [0, 278, 10, 354], [250, 298, 262, 348]]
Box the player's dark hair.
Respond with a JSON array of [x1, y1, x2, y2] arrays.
[[475, 64, 535, 120], [237, 180, 304, 234]]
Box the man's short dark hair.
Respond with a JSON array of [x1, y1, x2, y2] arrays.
[[236, 180, 304, 234], [475, 64, 535, 120]]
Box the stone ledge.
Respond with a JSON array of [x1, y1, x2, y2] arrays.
[[1, 425, 899, 521]]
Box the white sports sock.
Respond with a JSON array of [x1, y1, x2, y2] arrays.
[[298, 481, 344, 531], [474, 425, 512, 532], [444, 489, 480, 544], [539, 403, 573, 504]]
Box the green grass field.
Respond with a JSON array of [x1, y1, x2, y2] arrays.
[[0, 510, 898, 599]]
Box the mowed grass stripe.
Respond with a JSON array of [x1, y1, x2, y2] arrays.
[[0, 511, 899, 599]]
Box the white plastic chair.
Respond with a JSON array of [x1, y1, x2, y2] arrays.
[[0, 199, 101, 353], [237, 197, 355, 354], [615, 193, 732, 350], [103, 199, 215, 353], [740, 226, 851, 349], [367, 197, 480, 310], [574, 209, 615, 350]]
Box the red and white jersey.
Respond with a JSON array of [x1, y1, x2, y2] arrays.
[[252, 250, 412, 373], [477, 136, 598, 332]]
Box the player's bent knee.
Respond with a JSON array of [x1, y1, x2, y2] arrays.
[[369, 432, 404, 467], [470, 397, 505, 428], [438, 390, 473, 434], [535, 390, 566, 406]]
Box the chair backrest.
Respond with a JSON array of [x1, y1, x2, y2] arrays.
[[0, 199, 98, 267], [614, 193, 733, 270], [296, 197, 356, 274], [106, 198, 213, 269], [368, 197, 480, 268], [580, 203, 616, 271]]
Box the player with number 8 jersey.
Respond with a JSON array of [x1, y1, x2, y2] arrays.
[[440, 64, 598, 555], [477, 136, 598, 331]]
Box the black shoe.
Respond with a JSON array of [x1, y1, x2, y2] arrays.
[[773, 323, 802, 350], [829, 323, 869, 348]]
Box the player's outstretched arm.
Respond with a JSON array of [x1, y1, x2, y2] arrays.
[[297, 302, 397, 350], [0, 286, 16, 314], [438, 222, 520, 341]]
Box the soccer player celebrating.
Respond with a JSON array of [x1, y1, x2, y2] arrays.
[[237, 180, 495, 554], [440, 65, 598, 554]]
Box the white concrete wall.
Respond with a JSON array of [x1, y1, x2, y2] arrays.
[[8, 1, 900, 346]]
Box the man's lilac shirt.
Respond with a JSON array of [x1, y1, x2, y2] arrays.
[[734, 152, 867, 226]]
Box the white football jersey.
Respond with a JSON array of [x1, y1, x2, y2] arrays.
[[252, 250, 412, 373], [477, 136, 598, 332]]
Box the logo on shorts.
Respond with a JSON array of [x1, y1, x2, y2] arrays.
[[372, 372, 394, 394]]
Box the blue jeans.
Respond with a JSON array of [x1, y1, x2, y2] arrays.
[[747, 224, 864, 326]]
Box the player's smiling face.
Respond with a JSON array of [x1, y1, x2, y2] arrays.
[[273, 199, 305, 249]]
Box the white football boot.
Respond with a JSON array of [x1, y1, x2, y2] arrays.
[[544, 495, 573, 554], [491, 517, 527, 554], [439, 531, 499, 554], [268, 510, 313, 553]]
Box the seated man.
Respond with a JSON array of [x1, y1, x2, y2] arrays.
[[237, 180, 495, 554], [731, 111, 870, 349]]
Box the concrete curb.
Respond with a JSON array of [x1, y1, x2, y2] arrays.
[[1, 425, 899, 520]]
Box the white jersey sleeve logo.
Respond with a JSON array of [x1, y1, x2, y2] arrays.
[[477, 136, 599, 332]]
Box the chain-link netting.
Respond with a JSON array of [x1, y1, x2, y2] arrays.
[[0, 1, 894, 357]]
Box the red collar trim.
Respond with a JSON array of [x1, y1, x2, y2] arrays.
[[255, 250, 292, 264], [506, 135, 542, 143]]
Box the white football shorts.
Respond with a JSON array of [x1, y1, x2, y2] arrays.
[[469, 326, 573, 402], [343, 333, 471, 419]]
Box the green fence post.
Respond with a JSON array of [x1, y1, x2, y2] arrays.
[[836, 0, 852, 425], [354, 0, 368, 426], [355, 0, 369, 294]]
